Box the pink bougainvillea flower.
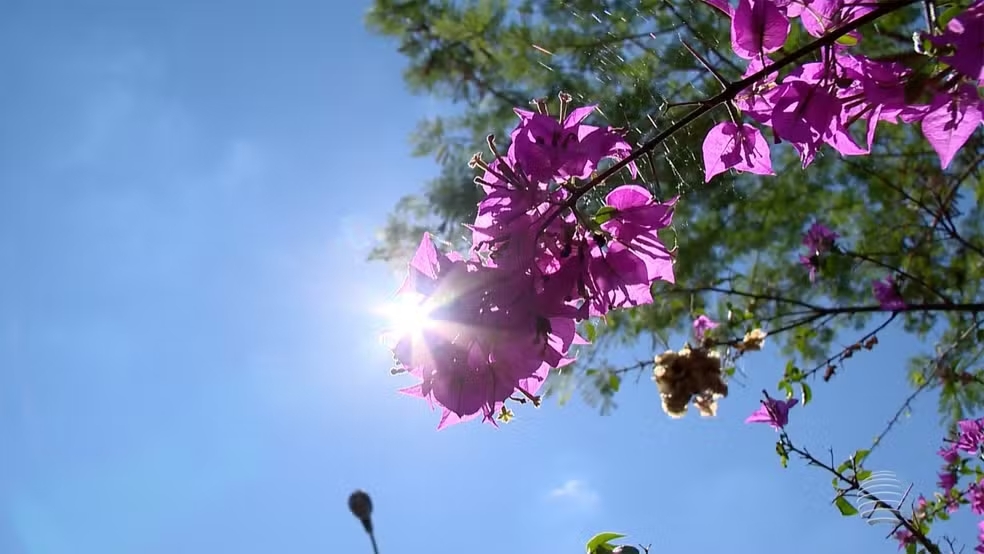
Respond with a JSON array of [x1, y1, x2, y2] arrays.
[[938, 470, 958, 490], [799, 221, 837, 282], [601, 185, 675, 243], [584, 240, 657, 316], [872, 276, 905, 311], [692, 315, 719, 342], [734, 59, 784, 125], [389, 101, 685, 428], [945, 494, 962, 514], [702, 121, 775, 181], [745, 397, 798, 429], [731, 0, 790, 59], [770, 76, 867, 167], [800, 254, 821, 283], [599, 185, 677, 287], [803, 221, 838, 252], [509, 106, 637, 184], [969, 481, 984, 515], [797, 0, 873, 41], [976, 520, 984, 553], [927, 0, 984, 84], [921, 85, 984, 170], [894, 528, 916, 550], [939, 445, 961, 465], [392, 234, 577, 429], [957, 418, 984, 453]]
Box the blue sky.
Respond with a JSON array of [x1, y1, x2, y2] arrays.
[[0, 2, 976, 553]]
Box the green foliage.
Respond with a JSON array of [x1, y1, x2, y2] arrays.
[[585, 532, 626, 554], [775, 440, 789, 468], [365, 0, 984, 429], [834, 495, 859, 517]]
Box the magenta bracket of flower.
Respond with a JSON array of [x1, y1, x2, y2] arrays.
[[745, 390, 798, 430], [696, 0, 983, 182], [386, 95, 677, 429]]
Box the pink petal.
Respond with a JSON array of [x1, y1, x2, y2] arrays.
[[564, 105, 597, 126], [604, 184, 651, 210], [731, 0, 790, 59], [703, 121, 739, 182], [921, 87, 983, 169]]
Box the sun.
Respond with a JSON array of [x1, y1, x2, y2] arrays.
[[379, 293, 434, 337]]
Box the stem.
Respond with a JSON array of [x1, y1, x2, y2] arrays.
[[369, 532, 380, 554], [782, 437, 941, 554]]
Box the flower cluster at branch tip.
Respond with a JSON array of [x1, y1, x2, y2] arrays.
[[907, 416, 984, 551], [745, 395, 798, 429], [872, 276, 906, 311], [388, 95, 678, 428], [796, 223, 910, 309], [692, 314, 719, 343], [799, 221, 838, 282], [979, 521, 984, 554], [700, 0, 983, 180]]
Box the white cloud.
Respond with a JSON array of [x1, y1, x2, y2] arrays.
[[547, 479, 600, 508]]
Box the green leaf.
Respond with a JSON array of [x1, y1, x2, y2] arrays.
[[607, 373, 621, 394], [856, 469, 872, 482], [784, 360, 803, 382], [835, 34, 859, 47], [776, 441, 789, 468], [586, 533, 626, 554], [904, 543, 917, 554], [593, 206, 618, 224], [939, 4, 963, 26], [834, 495, 859, 516], [584, 320, 597, 343], [800, 382, 812, 406], [853, 449, 871, 466], [778, 380, 794, 400]]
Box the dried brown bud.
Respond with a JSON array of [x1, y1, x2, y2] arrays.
[[653, 347, 727, 419], [348, 490, 374, 534], [738, 329, 767, 352]]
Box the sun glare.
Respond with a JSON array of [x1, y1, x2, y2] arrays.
[[380, 294, 433, 337]]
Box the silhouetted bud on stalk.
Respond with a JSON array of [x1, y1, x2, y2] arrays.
[[348, 490, 374, 534]]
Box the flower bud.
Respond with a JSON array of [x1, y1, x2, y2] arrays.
[[348, 490, 374, 534]]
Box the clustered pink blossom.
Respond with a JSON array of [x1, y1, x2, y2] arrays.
[[794, 221, 910, 308], [700, 0, 984, 179], [916, 417, 984, 551], [798, 221, 838, 282], [389, 101, 677, 428], [977, 520, 984, 554], [692, 314, 719, 343], [872, 276, 906, 311]]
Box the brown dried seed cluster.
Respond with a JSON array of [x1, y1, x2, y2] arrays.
[[653, 346, 729, 419], [736, 328, 767, 352]]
